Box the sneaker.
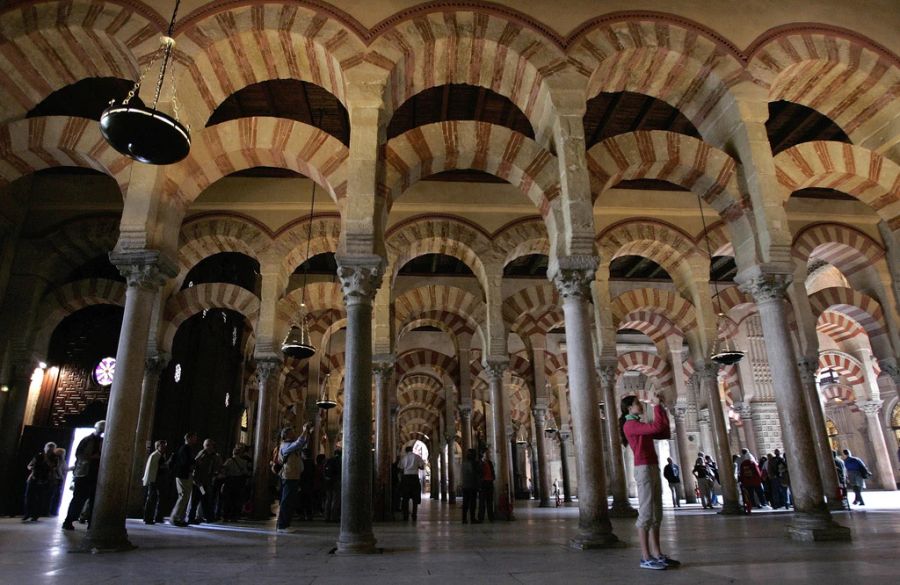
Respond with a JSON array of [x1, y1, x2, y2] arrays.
[[655, 555, 681, 568], [640, 558, 667, 570]]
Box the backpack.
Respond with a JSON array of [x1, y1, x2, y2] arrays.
[[270, 445, 283, 476]]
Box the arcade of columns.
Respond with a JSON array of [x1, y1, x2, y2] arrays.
[[0, 0, 899, 554]]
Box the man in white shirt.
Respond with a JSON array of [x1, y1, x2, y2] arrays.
[[400, 446, 425, 521], [142, 440, 168, 524]]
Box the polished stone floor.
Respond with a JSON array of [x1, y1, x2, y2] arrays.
[[1, 492, 898, 584]]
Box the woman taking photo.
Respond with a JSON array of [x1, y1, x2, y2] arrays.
[[620, 392, 680, 571]]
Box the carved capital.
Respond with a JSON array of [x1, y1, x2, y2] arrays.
[[597, 364, 616, 388], [458, 405, 472, 420], [256, 358, 281, 386], [796, 356, 818, 385], [111, 249, 177, 291], [857, 400, 883, 417], [484, 360, 508, 382], [879, 361, 900, 385], [732, 401, 752, 419], [673, 404, 688, 420], [372, 359, 395, 385], [337, 259, 384, 305], [145, 352, 170, 375], [552, 266, 594, 300], [739, 274, 791, 304], [532, 407, 547, 426], [699, 362, 720, 383]]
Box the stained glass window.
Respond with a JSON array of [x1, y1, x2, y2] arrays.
[[174, 363, 182, 383], [94, 357, 116, 386]]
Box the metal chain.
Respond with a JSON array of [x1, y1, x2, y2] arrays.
[[122, 47, 161, 106]]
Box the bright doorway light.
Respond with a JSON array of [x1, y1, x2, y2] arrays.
[[58, 427, 93, 524]]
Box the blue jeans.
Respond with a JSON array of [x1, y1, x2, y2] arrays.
[[277, 479, 299, 529]]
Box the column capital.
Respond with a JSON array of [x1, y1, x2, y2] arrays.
[[878, 360, 900, 384], [484, 359, 508, 381], [336, 256, 384, 305], [551, 256, 597, 300], [372, 358, 395, 381], [732, 401, 752, 419], [557, 429, 571, 441], [255, 358, 281, 383], [698, 361, 720, 382], [532, 407, 547, 423], [796, 356, 818, 385], [597, 363, 617, 388], [110, 249, 177, 290], [857, 399, 883, 417], [673, 403, 688, 420], [458, 405, 473, 418], [739, 273, 792, 304]]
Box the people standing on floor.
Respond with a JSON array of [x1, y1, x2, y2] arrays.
[[62, 420, 104, 531], [477, 451, 496, 523], [842, 449, 872, 506], [620, 393, 680, 571], [391, 455, 402, 513], [692, 456, 713, 509], [460, 449, 479, 524], [276, 423, 312, 532], [759, 454, 772, 505], [662, 457, 681, 508], [219, 445, 252, 521], [324, 448, 342, 522], [142, 440, 168, 524], [833, 450, 849, 509], [169, 431, 199, 527], [23, 442, 58, 522], [768, 449, 789, 509], [399, 445, 425, 522], [737, 449, 766, 512], [704, 454, 720, 506], [48, 447, 68, 517], [314, 453, 327, 517], [189, 438, 222, 524]]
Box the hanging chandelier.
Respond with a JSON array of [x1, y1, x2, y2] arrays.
[[281, 129, 321, 360], [696, 191, 745, 366], [100, 0, 190, 165], [317, 373, 337, 410]]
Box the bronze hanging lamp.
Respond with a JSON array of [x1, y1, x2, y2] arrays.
[[697, 191, 745, 366], [100, 0, 190, 165]]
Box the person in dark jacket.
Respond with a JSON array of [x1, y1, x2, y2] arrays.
[[477, 451, 496, 522], [169, 432, 199, 527], [23, 442, 58, 522], [842, 449, 871, 506], [324, 449, 342, 522], [189, 438, 222, 524], [662, 457, 681, 508], [460, 449, 480, 523], [62, 420, 104, 531]]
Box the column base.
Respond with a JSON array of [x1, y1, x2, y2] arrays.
[[717, 500, 745, 515], [569, 531, 623, 550], [826, 499, 846, 512], [538, 499, 552, 508], [609, 499, 638, 518], [78, 527, 136, 554], [335, 533, 380, 555], [787, 511, 851, 542]]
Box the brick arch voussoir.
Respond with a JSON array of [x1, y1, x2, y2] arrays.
[[166, 118, 349, 206], [808, 286, 888, 341], [611, 287, 698, 334], [493, 217, 550, 267], [275, 215, 342, 283], [0, 0, 157, 122], [774, 141, 900, 230], [0, 117, 132, 190], [818, 350, 865, 386], [33, 215, 121, 283], [616, 350, 674, 390], [817, 309, 868, 345], [792, 222, 885, 277], [161, 283, 260, 352]]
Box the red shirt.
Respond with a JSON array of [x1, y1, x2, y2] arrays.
[[623, 404, 671, 466]]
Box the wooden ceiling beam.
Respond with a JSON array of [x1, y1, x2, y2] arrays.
[[588, 91, 622, 148]]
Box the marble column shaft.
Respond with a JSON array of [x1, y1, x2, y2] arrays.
[[673, 405, 697, 503], [698, 363, 743, 515], [251, 358, 280, 520], [554, 266, 617, 548], [598, 364, 637, 517], [558, 431, 573, 502], [373, 360, 393, 521], [532, 408, 552, 507], [459, 406, 473, 455], [127, 353, 168, 516], [336, 261, 382, 554], [797, 357, 844, 507], [743, 274, 849, 541], [858, 401, 897, 490], [83, 258, 171, 552], [486, 361, 513, 519]]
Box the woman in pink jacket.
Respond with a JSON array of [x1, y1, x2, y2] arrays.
[[620, 392, 680, 571]]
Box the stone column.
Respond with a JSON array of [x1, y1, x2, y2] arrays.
[[598, 363, 638, 517], [0, 357, 38, 516], [558, 430, 573, 502], [698, 363, 743, 515], [127, 352, 168, 516], [459, 405, 473, 455], [532, 407, 552, 507], [485, 361, 513, 519], [553, 265, 618, 548], [698, 409, 713, 457], [858, 400, 897, 490], [251, 358, 280, 520], [797, 357, 845, 508], [373, 359, 394, 521], [445, 436, 456, 503], [742, 273, 850, 541], [673, 404, 698, 504], [734, 402, 759, 456], [336, 260, 382, 554], [82, 254, 174, 552], [430, 450, 439, 499]]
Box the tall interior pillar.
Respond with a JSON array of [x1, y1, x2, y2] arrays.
[[858, 400, 898, 491], [82, 253, 175, 552], [336, 260, 382, 554], [797, 357, 845, 508], [251, 358, 281, 520], [742, 273, 850, 541], [698, 363, 743, 515], [532, 407, 552, 507], [373, 359, 394, 521], [485, 361, 513, 519], [127, 352, 168, 516], [554, 264, 618, 548]]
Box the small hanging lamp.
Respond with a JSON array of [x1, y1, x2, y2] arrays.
[[317, 373, 337, 410], [100, 0, 190, 165], [696, 192, 745, 366], [281, 127, 321, 360]]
